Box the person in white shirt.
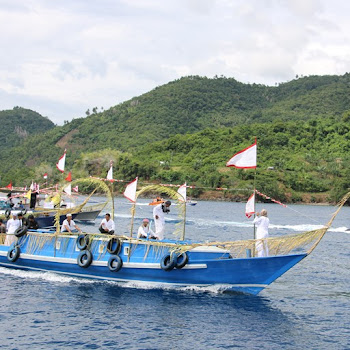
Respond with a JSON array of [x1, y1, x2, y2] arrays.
[[99, 213, 115, 234], [253, 209, 270, 257], [137, 218, 155, 239], [5, 213, 21, 245], [153, 200, 171, 240], [61, 214, 82, 233]]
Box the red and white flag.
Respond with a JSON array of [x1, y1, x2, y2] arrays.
[[72, 185, 79, 193], [106, 165, 114, 182], [245, 193, 255, 218], [63, 183, 71, 196], [226, 140, 257, 169], [123, 177, 138, 203], [6, 182, 13, 190], [56, 149, 66, 173], [177, 182, 187, 202], [65, 171, 72, 182], [43, 173, 48, 179]]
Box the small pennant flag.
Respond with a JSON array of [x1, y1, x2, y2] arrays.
[[65, 171, 72, 182], [56, 149, 66, 173], [6, 182, 13, 190], [63, 183, 71, 196], [177, 183, 187, 202], [226, 140, 257, 169], [72, 185, 79, 193], [25, 190, 32, 200], [123, 177, 138, 203], [106, 165, 114, 182], [43, 173, 48, 179], [245, 193, 255, 218]]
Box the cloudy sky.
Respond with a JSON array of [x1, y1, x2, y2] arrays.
[[1, 0, 350, 124]]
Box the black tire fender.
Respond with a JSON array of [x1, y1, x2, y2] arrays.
[[107, 237, 121, 255], [108, 255, 123, 272], [77, 250, 93, 268], [160, 254, 176, 271], [76, 234, 90, 250], [175, 252, 189, 269], [14, 225, 28, 238], [7, 245, 20, 262]]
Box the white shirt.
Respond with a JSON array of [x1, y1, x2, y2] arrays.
[[153, 204, 165, 223], [61, 219, 77, 232], [100, 218, 115, 231], [6, 218, 21, 234], [137, 224, 155, 238], [253, 216, 269, 239]]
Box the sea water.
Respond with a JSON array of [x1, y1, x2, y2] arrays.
[[0, 198, 349, 349]]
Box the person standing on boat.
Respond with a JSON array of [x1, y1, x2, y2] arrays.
[[153, 200, 171, 240], [17, 212, 28, 227], [5, 213, 20, 245], [99, 213, 115, 234], [61, 214, 82, 233], [253, 209, 269, 257], [137, 218, 156, 239], [0, 219, 6, 233]]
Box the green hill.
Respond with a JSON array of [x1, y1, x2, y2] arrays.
[[0, 107, 55, 150], [1, 74, 350, 202]]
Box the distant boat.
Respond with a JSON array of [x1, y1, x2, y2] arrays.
[[148, 197, 164, 206], [187, 200, 197, 206]]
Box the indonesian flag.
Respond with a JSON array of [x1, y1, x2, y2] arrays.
[[56, 149, 66, 173], [123, 177, 138, 203], [65, 171, 72, 182], [73, 185, 79, 193], [43, 173, 48, 179], [177, 182, 187, 202], [6, 182, 13, 190], [226, 140, 257, 169], [106, 165, 114, 182], [245, 193, 255, 218], [63, 183, 71, 196]]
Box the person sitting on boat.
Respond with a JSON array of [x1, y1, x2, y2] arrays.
[[253, 209, 269, 257], [5, 213, 20, 245], [27, 214, 39, 230], [153, 200, 171, 240], [61, 214, 82, 234], [14, 201, 24, 210], [137, 218, 156, 239], [99, 213, 115, 235]]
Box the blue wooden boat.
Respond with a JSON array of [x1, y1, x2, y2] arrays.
[[34, 213, 79, 228], [0, 185, 346, 295]]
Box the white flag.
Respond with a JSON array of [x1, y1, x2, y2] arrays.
[[123, 177, 138, 203], [73, 185, 79, 193], [177, 183, 187, 202], [56, 150, 66, 173], [63, 183, 71, 196], [226, 140, 257, 169], [106, 165, 113, 181], [245, 193, 255, 218]]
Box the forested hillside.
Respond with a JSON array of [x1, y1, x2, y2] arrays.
[[0, 107, 55, 149], [2, 74, 350, 203]]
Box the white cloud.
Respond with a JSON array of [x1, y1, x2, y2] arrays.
[[0, 0, 350, 124]]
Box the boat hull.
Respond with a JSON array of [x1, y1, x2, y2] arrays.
[[0, 234, 306, 295]]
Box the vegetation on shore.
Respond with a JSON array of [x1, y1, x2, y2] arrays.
[[2, 74, 350, 203]]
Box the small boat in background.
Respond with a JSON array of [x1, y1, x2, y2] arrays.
[[149, 197, 164, 206], [187, 200, 197, 206]]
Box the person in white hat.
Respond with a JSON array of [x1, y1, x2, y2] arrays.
[[61, 214, 82, 233], [153, 200, 171, 240], [4, 213, 20, 245], [137, 218, 155, 239]]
